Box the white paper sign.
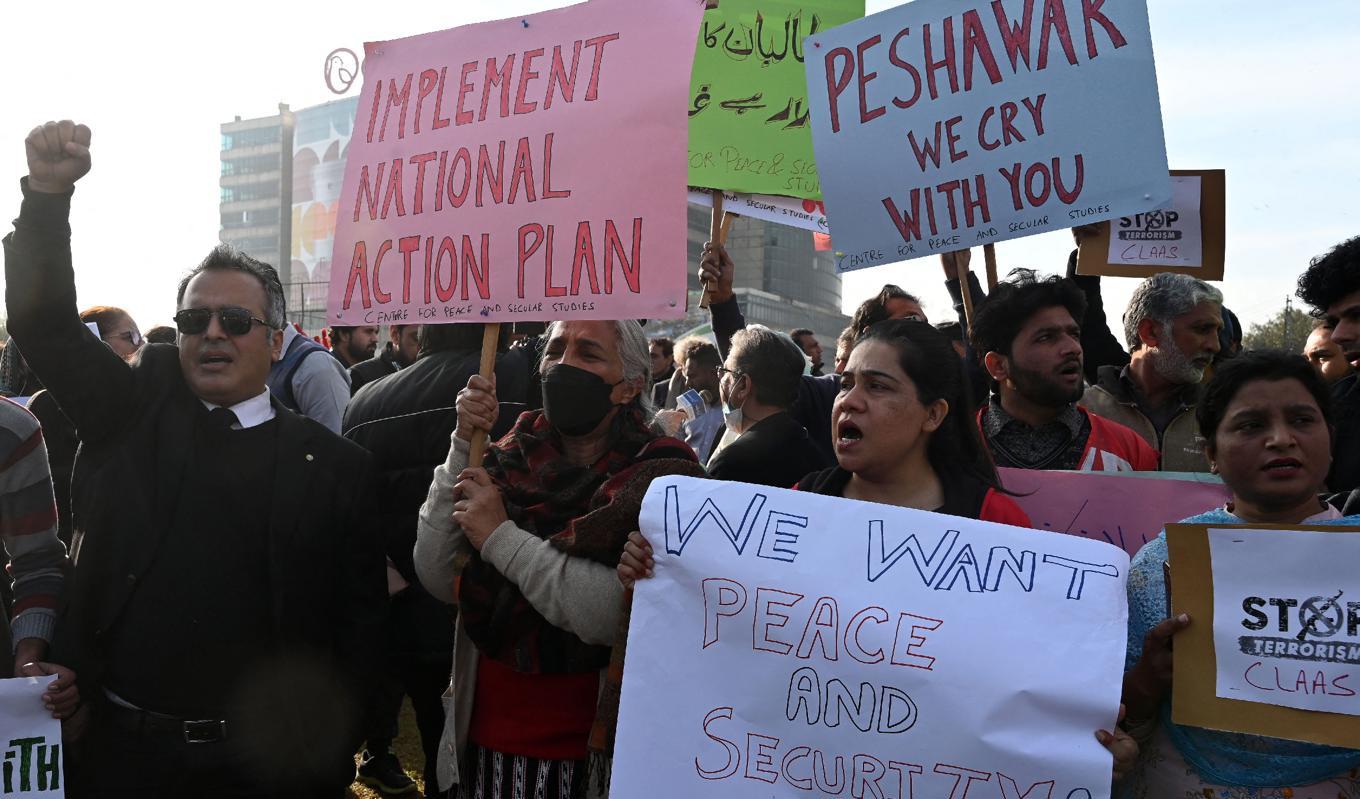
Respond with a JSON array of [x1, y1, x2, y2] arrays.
[[612, 476, 1129, 799], [688, 190, 829, 233], [1106, 176, 1202, 268], [0, 676, 64, 797], [804, 0, 1171, 271], [1209, 527, 1360, 716]]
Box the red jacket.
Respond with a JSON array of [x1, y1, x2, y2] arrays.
[[979, 490, 1032, 527], [1075, 407, 1160, 471], [978, 405, 1159, 472]]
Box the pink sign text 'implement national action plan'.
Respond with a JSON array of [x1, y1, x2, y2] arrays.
[[327, 0, 704, 326]]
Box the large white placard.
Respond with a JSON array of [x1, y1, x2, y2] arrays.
[[0, 676, 63, 797], [804, 0, 1170, 271], [612, 476, 1129, 799], [1209, 527, 1360, 716], [1106, 176, 1203, 268]]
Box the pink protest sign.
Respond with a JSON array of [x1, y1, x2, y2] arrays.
[[328, 0, 703, 326], [999, 468, 1232, 558]]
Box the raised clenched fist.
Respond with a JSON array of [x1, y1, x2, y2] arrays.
[[25, 120, 92, 194]]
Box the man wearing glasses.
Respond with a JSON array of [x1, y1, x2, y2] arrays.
[[5, 120, 385, 796]]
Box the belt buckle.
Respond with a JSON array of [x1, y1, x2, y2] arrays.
[[182, 719, 227, 744]]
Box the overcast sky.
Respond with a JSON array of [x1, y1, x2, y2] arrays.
[[1, 0, 1356, 338]]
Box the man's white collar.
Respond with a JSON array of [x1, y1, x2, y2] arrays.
[[200, 388, 275, 430]]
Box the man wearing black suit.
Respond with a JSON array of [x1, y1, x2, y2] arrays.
[[4, 120, 386, 797], [706, 326, 822, 488]]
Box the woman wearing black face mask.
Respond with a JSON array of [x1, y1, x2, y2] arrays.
[[414, 320, 702, 799]]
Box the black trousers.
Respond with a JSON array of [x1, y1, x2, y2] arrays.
[[368, 586, 457, 798], [394, 656, 454, 799], [72, 711, 347, 799], [365, 655, 452, 796]]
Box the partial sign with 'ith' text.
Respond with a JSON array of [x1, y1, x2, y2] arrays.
[[0, 677, 63, 797]]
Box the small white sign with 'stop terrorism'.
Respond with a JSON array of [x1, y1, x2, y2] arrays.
[[1210, 527, 1360, 715]]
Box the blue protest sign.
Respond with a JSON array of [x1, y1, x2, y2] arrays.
[[805, 0, 1170, 271]]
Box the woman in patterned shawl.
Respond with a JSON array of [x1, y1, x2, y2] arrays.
[[415, 319, 703, 799]]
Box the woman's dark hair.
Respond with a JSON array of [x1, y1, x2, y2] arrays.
[[856, 319, 999, 490], [1196, 349, 1335, 449]]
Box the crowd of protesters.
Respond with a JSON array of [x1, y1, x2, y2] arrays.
[[5, 121, 1360, 798]]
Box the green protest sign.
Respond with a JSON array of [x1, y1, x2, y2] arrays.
[[688, 0, 863, 199]]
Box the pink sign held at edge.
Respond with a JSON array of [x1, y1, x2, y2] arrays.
[[328, 0, 703, 326], [999, 467, 1233, 559]]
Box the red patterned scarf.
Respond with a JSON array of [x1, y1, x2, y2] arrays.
[[454, 407, 698, 675]]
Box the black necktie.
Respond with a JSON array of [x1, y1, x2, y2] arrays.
[[208, 407, 239, 432]]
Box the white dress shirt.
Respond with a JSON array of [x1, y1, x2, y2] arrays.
[[200, 387, 275, 430]]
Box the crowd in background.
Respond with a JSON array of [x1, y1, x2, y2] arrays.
[[5, 121, 1360, 798]]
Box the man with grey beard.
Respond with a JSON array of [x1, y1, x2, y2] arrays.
[[1080, 272, 1223, 471]]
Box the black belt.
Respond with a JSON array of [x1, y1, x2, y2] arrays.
[[104, 700, 230, 744]]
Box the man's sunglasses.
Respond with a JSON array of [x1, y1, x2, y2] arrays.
[[173, 307, 273, 337]]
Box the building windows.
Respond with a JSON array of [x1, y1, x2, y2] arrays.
[[220, 183, 280, 204], [220, 207, 280, 230], [221, 154, 280, 177], [294, 104, 354, 144], [221, 126, 281, 150]]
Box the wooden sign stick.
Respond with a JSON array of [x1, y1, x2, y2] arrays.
[[983, 243, 999, 291], [467, 323, 501, 466], [699, 189, 725, 309], [958, 262, 977, 333]]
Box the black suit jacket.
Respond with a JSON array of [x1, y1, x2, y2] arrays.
[[4, 182, 385, 789], [343, 347, 529, 661], [344, 347, 529, 584], [705, 411, 823, 489]]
